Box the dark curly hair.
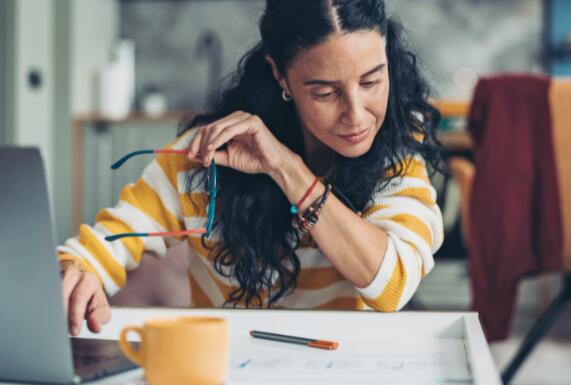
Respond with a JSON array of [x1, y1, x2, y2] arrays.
[[179, 0, 444, 307]]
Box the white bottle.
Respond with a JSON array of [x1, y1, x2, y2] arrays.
[[97, 40, 135, 120]]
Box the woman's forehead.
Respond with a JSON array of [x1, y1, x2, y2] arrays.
[[287, 30, 387, 82]]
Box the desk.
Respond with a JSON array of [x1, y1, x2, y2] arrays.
[[1, 308, 502, 385]]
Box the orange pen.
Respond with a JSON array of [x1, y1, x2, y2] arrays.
[[249, 330, 339, 350]]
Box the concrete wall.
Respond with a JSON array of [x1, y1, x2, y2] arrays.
[[121, 0, 263, 111], [388, 0, 543, 99], [120, 0, 543, 105]]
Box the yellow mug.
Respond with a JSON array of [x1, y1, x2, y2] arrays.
[[119, 316, 229, 385]]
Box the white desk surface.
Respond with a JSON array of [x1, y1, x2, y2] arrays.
[[1, 307, 502, 385]]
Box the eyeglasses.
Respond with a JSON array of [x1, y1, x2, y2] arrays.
[[105, 148, 217, 242]]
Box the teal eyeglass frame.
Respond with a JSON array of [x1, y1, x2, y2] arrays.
[[105, 148, 217, 241]]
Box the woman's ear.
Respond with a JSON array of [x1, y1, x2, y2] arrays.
[[265, 55, 290, 93]]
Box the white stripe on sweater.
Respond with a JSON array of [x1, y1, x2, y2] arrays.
[[355, 236, 398, 300], [142, 160, 183, 221], [105, 201, 168, 256]]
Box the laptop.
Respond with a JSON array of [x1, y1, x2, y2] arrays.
[[0, 147, 138, 384]]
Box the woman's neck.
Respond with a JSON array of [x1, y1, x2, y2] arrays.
[[302, 128, 338, 177]]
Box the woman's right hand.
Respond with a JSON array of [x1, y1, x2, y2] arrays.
[[60, 265, 111, 336]]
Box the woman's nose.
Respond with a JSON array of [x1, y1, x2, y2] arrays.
[[340, 93, 366, 127]]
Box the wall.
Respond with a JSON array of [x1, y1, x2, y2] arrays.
[[388, 0, 543, 99], [120, 0, 543, 106], [12, 0, 56, 198], [71, 0, 120, 116], [121, 0, 264, 111], [0, 0, 16, 145], [52, 0, 73, 243]]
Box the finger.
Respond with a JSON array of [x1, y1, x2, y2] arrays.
[[212, 149, 230, 168], [207, 118, 257, 159], [61, 267, 82, 317], [68, 274, 99, 336], [201, 112, 251, 165], [188, 126, 207, 161], [86, 294, 111, 333], [199, 113, 250, 152]]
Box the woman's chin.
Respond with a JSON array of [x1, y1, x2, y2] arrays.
[[334, 141, 373, 158]]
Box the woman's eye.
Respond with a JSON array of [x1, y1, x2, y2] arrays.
[[313, 91, 336, 100], [361, 80, 381, 88]]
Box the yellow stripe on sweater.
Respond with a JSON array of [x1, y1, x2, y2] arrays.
[[78, 224, 126, 287], [187, 236, 218, 260], [362, 204, 390, 218], [180, 192, 209, 218], [388, 213, 432, 247], [297, 267, 345, 290], [404, 158, 430, 182], [154, 152, 198, 191], [96, 209, 145, 264], [315, 296, 365, 310], [394, 186, 435, 207], [386, 158, 429, 182], [124, 180, 183, 233], [57, 253, 100, 279], [361, 255, 407, 311]]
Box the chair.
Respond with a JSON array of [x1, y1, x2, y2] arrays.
[[449, 79, 571, 384]]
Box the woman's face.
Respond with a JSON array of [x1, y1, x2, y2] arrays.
[[283, 30, 390, 158]]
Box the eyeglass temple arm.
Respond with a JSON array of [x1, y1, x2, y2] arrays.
[[105, 229, 206, 242], [111, 149, 188, 169]]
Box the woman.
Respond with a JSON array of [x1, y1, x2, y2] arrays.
[[59, 0, 444, 337]]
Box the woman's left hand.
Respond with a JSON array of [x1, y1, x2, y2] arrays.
[[187, 111, 296, 175]]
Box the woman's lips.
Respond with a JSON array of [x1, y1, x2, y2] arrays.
[[338, 129, 369, 144]]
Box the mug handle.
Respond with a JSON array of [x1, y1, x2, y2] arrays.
[[119, 325, 144, 366]]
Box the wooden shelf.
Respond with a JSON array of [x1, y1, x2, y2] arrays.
[[431, 100, 470, 118], [72, 111, 198, 126]]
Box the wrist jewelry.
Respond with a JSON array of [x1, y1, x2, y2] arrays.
[[290, 177, 319, 214], [292, 184, 331, 232]]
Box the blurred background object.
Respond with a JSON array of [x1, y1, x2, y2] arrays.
[[96, 39, 135, 120]]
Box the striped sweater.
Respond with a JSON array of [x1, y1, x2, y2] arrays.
[[58, 129, 444, 311]]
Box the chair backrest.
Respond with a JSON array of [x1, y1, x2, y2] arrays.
[[550, 79, 571, 270], [448, 78, 571, 271], [448, 157, 475, 246]]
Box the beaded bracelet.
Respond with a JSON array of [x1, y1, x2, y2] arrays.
[[290, 177, 319, 214], [292, 184, 332, 232]]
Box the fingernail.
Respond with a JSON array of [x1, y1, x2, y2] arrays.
[[72, 326, 78, 336]]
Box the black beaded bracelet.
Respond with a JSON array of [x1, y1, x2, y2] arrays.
[[292, 184, 332, 232]]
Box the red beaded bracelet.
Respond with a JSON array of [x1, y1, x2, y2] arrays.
[[290, 177, 319, 214]]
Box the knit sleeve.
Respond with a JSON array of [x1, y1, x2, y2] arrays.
[[57, 131, 201, 296], [355, 155, 444, 311]]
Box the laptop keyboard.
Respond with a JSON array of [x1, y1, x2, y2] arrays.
[[71, 338, 138, 381], [73, 351, 121, 368]]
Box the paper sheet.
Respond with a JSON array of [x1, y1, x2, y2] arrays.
[[227, 337, 473, 385]]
